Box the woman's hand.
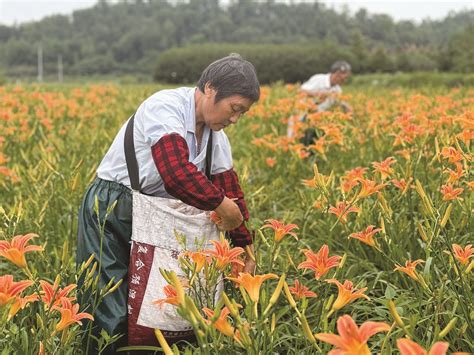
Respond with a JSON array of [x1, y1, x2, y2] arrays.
[[214, 196, 243, 231], [231, 244, 256, 276]]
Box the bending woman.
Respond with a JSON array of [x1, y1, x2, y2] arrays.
[[76, 54, 259, 353]]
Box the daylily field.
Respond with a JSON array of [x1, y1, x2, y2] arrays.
[[0, 83, 473, 354]]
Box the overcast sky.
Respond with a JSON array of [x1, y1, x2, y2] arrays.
[[0, 0, 472, 26]]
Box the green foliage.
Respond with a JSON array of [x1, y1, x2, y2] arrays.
[[0, 1, 472, 79], [395, 49, 439, 72], [154, 42, 474, 85], [446, 25, 474, 73], [369, 47, 396, 73], [154, 43, 354, 84], [349, 31, 371, 73], [0, 69, 6, 85], [351, 72, 474, 88]]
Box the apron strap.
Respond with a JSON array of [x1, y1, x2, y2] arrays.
[[124, 114, 214, 192], [205, 130, 213, 179], [124, 114, 141, 191]]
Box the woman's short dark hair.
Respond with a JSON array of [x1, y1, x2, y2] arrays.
[[197, 53, 260, 103]]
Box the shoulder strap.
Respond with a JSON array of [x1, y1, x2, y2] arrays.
[[205, 131, 213, 180], [124, 114, 141, 191]]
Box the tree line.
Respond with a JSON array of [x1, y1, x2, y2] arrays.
[[0, 0, 472, 82]]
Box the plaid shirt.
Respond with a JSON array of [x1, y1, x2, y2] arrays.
[[152, 133, 252, 247]]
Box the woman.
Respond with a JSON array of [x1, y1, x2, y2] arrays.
[[76, 54, 259, 353]]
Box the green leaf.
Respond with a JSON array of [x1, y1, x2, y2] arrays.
[[423, 257, 433, 279], [100, 328, 111, 341], [384, 284, 396, 300]]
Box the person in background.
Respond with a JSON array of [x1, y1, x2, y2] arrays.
[[300, 60, 352, 112], [288, 60, 352, 141]]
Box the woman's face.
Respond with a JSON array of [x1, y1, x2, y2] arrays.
[[202, 86, 253, 131]]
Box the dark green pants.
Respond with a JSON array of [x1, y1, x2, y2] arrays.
[[77, 177, 132, 353]]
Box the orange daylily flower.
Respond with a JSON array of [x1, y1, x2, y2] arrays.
[[181, 250, 209, 273], [153, 284, 180, 307], [0, 233, 44, 268], [328, 201, 360, 223], [0, 275, 34, 306], [452, 244, 473, 265], [326, 279, 369, 311], [0, 152, 9, 164], [8, 293, 39, 320], [455, 115, 474, 130], [349, 225, 382, 247], [0, 275, 38, 319], [340, 167, 367, 194], [321, 124, 344, 145], [357, 179, 387, 198], [298, 245, 342, 280], [315, 314, 390, 355], [203, 306, 242, 343], [54, 297, 94, 332], [394, 259, 425, 282], [205, 238, 245, 270], [440, 184, 463, 201], [456, 129, 474, 146], [397, 338, 449, 355], [262, 219, 299, 243], [227, 272, 278, 303], [308, 137, 326, 155], [372, 157, 397, 180], [441, 147, 463, 164], [288, 279, 317, 300], [265, 157, 276, 167], [444, 163, 464, 184], [0, 166, 20, 183], [39, 279, 77, 309], [286, 83, 296, 92], [345, 167, 368, 181], [402, 123, 425, 142], [298, 149, 311, 159], [313, 199, 324, 210], [340, 177, 359, 194], [302, 178, 317, 188], [391, 178, 412, 193]]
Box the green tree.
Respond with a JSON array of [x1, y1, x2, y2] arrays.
[[349, 31, 370, 73], [0, 0, 472, 79], [446, 25, 474, 72], [369, 47, 396, 72]]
